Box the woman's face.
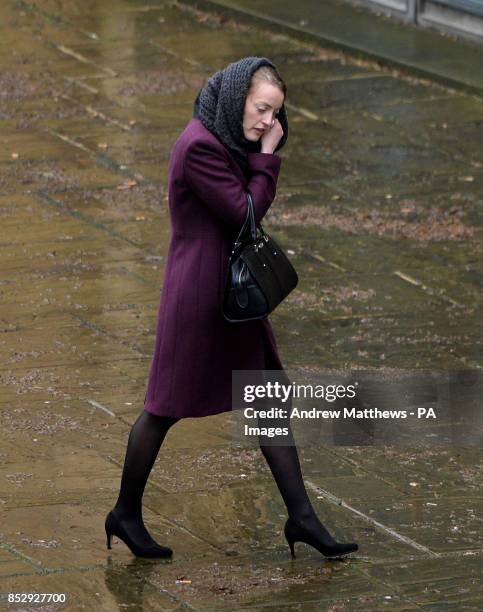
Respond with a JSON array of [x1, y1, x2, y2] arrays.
[[242, 81, 284, 141]]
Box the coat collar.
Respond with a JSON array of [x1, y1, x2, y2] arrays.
[[189, 118, 248, 186]]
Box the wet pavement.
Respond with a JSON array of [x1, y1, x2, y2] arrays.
[[0, 0, 482, 610], [191, 0, 483, 95]]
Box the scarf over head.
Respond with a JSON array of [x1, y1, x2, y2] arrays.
[[192, 56, 289, 175]]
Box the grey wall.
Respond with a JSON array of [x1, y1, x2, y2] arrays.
[[345, 0, 483, 42]]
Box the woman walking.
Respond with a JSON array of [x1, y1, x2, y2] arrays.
[[105, 57, 358, 560]]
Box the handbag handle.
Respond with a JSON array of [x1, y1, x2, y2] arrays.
[[245, 194, 269, 242], [239, 192, 257, 241], [231, 191, 259, 256]]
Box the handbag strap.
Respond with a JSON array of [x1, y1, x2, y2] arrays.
[[232, 191, 259, 253], [246, 192, 257, 239]]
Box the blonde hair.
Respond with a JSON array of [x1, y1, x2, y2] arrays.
[[249, 65, 287, 97]]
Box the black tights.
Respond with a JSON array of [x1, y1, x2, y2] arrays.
[[258, 421, 338, 545], [112, 410, 179, 547], [113, 408, 335, 547]]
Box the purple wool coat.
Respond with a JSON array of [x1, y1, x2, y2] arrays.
[[143, 117, 286, 418]]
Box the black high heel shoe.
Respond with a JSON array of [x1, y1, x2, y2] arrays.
[[105, 510, 173, 559], [284, 517, 358, 559]]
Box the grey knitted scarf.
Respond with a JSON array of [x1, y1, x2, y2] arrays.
[[193, 56, 289, 175]]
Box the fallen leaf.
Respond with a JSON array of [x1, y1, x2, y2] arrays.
[[116, 179, 138, 190]]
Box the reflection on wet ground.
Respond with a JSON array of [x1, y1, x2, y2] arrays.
[[0, 0, 481, 609]]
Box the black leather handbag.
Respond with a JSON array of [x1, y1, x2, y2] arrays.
[[223, 191, 298, 323]]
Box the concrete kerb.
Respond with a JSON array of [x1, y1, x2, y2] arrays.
[[176, 0, 483, 99]]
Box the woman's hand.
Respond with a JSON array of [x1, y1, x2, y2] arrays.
[[260, 117, 284, 154]]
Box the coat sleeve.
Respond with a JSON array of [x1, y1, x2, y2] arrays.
[[183, 139, 282, 228]]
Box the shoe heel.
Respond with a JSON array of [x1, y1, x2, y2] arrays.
[[105, 511, 114, 550], [284, 519, 296, 559]]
